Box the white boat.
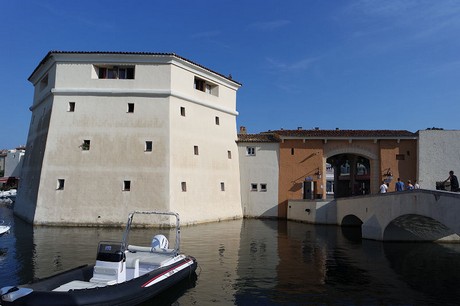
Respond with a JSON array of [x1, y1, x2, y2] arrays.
[[0, 211, 197, 306], [0, 222, 10, 236], [0, 189, 16, 203]]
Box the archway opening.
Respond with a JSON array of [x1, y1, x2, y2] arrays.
[[383, 214, 459, 242], [327, 154, 370, 198], [341, 215, 363, 242], [342, 214, 364, 226]]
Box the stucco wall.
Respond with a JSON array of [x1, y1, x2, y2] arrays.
[[15, 96, 52, 223], [18, 52, 242, 226], [278, 139, 324, 218], [238, 142, 279, 218], [169, 94, 243, 224], [32, 92, 172, 225], [379, 139, 417, 192], [4, 149, 25, 178], [418, 130, 460, 190]]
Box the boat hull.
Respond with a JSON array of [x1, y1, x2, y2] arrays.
[[1, 256, 197, 306]]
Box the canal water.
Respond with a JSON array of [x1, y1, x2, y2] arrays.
[[2, 204, 460, 305]]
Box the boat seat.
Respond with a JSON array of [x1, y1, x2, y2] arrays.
[[90, 266, 120, 285], [53, 280, 106, 292], [89, 241, 127, 285], [125, 248, 175, 276], [126, 257, 139, 280]]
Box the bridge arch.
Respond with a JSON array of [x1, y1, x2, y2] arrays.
[[341, 216, 363, 242], [341, 214, 363, 226], [383, 214, 460, 242]]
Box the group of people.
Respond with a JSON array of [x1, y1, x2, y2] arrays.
[[380, 178, 420, 193], [379, 170, 459, 193]]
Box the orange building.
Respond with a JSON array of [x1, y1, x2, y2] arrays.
[[257, 129, 417, 218]]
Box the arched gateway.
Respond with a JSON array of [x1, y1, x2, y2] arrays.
[[325, 147, 379, 198], [270, 129, 417, 218]]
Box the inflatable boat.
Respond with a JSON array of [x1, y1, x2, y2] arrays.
[[0, 211, 197, 306]]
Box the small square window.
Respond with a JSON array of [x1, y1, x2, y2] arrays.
[[181, 182, 187, 192], [68, 102, 75, 112], [123, 180, 131, 191], [228, 150, 232, 159], [260, 184, 267, 192], [220, 182, 225, 191], [251, 183, 258, 191], [145, 141, 153, 152], [57, 179, 65, 190], [194, 145, 199, 155], [180, 107, 186, 117], [82, 140, 90, 151], [215, 116, 220, 125], [291, 148, 295, 155], [246, 147, 256, 156], [194, 76, 218, 96], [127, 103, 135, 113]]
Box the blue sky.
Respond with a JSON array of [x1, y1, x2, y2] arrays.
[[1, 0, 460, 149]]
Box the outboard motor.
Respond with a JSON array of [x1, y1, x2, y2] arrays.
[[151, 234, 169, 249]]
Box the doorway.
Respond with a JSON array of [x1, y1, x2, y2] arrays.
[[327, 154, 370, 198]]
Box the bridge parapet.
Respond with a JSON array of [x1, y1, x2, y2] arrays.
[[287, 190, 460, 242]]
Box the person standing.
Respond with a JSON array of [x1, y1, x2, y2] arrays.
[[445, 171, 459, 192], [395, 178, 404, 191], [407, 180, 414, 190], [380, 181, 388, 193]]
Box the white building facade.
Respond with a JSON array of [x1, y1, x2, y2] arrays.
[[4, 148, 25, 178], [417, 129, 460, 190], [16, 51, 243, 226], [237, 131, 280, 218]]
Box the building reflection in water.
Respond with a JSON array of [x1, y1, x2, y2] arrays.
[[3, 211, 460, 305]]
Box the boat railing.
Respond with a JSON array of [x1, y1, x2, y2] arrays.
[[121, 211, 181, 255]]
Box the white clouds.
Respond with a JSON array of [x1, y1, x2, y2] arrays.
[[265, 56, 319, 72], [345, 0, 460, 40], [264, 56, 321, 94], [347, 0, 419, 18], [418, 59, 460, 76]]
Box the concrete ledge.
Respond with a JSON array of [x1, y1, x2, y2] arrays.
[[287, 199, 337, 225]]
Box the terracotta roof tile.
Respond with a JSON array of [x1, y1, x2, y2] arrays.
[[237, 134, 281, 143], [29, 51, 241, 85], [261, 129, 417, 138]]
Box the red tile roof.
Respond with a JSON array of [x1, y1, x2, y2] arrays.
[[237, 133, 281, 143], [29, 51, 241, 86], [261, 129, 417, 138]]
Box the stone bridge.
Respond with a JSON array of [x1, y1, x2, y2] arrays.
[[287, 189, 460, 242]]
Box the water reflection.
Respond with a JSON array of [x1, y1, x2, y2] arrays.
[[384, 242, 460, 305], [2, 205, 460, 305]]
